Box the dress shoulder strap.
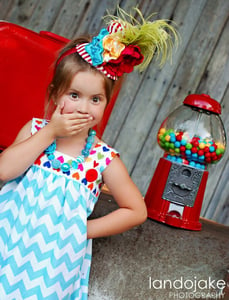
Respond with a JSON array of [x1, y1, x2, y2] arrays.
[[31, 118, 48, 135], [90, 141, 119, 174]]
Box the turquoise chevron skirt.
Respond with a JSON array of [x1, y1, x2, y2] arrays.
[[0, 165, 94, 299]]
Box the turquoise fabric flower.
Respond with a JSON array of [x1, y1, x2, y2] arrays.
[[85, 28, 109, 66]]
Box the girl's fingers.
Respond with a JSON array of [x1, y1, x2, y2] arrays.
[[55, 102, 64, 114], [68, 116, 93, 127], [67, 112, 92, 120]]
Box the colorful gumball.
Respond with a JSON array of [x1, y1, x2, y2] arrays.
[[157, 126, 226, 167]]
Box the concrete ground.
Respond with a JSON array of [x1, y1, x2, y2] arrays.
[[89, 193, 229, 300]]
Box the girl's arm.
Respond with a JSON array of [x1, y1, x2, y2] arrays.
[[0, 120, 56, 182], [87, 157, 147, 239], [0, 104, 91, 182]]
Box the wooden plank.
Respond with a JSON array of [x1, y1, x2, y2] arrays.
[[118, 0, 144, 14], [161, 0, 229, 107], [26, 0, 64, 32], [3, 0, 38, 27], [0, 0, 15, 20], [198, 18, 229, 215], [73, 0, 120, 36], [50, 0, 87, 38], [201, 85, 229, 224], [205, 158, 229, 224], [219, 207, 229, 226], [196, 17, 229, 101]]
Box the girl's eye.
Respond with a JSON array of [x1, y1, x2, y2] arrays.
[[92, 96, 100, 103], [70, 92, 79, 100]]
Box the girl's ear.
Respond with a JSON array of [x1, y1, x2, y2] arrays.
[[48, 83, 54, 90], [53, 96, 57, 106], [48, 83, 54, 94]]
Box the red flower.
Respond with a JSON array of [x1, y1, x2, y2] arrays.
[[102, 45, 144, 77]]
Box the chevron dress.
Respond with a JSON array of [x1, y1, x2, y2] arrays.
[[0, 118, 118, 299]]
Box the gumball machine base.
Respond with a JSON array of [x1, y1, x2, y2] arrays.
[[145, 157, 209, 231]]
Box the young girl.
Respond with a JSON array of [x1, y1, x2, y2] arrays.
[[0, 8, 177, 299]]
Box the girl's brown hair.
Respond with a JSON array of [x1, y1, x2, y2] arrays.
[[45, 36, 122, 119]]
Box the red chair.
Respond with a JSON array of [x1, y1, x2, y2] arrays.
[[0, 22, 118, 150]]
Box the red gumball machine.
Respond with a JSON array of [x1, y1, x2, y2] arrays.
[[145, 94, 227, 230]]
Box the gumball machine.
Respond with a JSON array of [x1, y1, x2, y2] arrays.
[[145, 94, 226, 230]]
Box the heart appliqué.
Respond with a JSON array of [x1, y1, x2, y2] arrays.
[[57, 156, 64, 163], [82, 178, 87, 185], [72, 172, 80, 180], [34, 153, 43, 165], [85, 157, 92, 163], [106, 157, 111, 165], [35, 125, 41, 131], [100, 166, 105, 172], [35, 158, 41, 165], [111, 151, 117, 158], [43, 161, 51, 168], [97, 153, 104, 160], [88, 183, 94, 190], [93, 161, 99, 168], [90, 150, 96, 155], [103, 146, 110, 152], [78, 164, 84, 171]]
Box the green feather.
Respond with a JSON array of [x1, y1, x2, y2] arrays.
[[104, 7, 179, 71]]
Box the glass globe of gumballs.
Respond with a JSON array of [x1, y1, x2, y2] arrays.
[[158, 94, 226, 169], [145, 94, 227, 230]]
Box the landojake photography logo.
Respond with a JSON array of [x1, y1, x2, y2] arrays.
[[149, 276, 226, 299]]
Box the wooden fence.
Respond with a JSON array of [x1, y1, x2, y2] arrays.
[[0, 0, 228, 225]]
